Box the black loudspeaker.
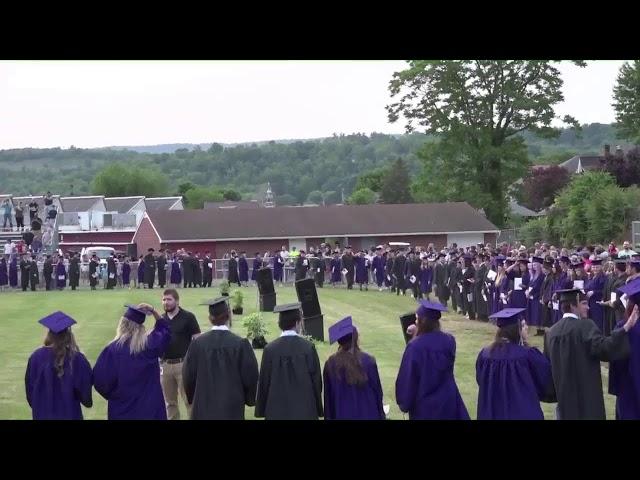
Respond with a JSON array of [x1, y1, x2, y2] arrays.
[[302, 314, 324, 342], [295, 278, 321, 317], [257, 267, 275, 295], [259, 292, 277, 312], [127, 243, 138, 259], [399, 312, 416, 345]]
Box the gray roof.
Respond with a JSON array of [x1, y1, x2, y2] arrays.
[[145, 197, 182, 211], [146, 202, 499, 242], [60, 197, 103, 212], [204, 200, 261, 209], [509, 199, 544, 217], [104, 197, 144, 213], [559, 155, 603, 173]]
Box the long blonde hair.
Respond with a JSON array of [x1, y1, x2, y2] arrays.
[[113, 317, 148, 355]]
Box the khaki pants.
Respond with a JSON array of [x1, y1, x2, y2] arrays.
[[160, 360, 191, 420]]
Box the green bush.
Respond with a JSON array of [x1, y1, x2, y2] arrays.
[[231, 290, 243, 309], [243, 312, 269, 340]]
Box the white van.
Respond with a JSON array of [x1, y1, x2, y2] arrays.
[[81, 246, 115, 265]]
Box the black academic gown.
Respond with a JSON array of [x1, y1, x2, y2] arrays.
[[255, 335, 323, 420], [193, 258, 203, 287], [89, 259, 99, 288], [43, 259, 53, 290], [604, 274, 625, 336], [448, 262, 461, 311], [69, 258, 80, 289], [295, 256, 309, 281], [474, 263, 488, 320], [462, 265, 476, 318], [183, 256, 194, 286], [20, 259, 30, 290], [540, 272, 555, 328], [182, 329, 259, 420], [393, 254, 407, 292], [228, 257, 240, 285], [202, 257, 213, 286], [310, 256, 324, 287], [543, 314, 631, 419], [29, 260, 39, 290], [107, 258, 117, 289], [341, 253, 355, 288], [434, 261, 450, 304], [144, 253, 156, 287], [156, 255, 167, 287]]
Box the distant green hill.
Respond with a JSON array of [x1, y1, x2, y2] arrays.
[[0, 125, 630, 200]]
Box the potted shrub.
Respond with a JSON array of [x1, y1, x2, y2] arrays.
[[243, 312, 269, 349], [232, 290, 244, 315], [219, 281, 230, 297]]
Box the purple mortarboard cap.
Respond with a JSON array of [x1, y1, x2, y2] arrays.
[[416, 300, 448, 321], [123, 304, 151, 324], [571, 261, 584, 269], [489, 308, 525, 328], [328, 316, 356, 345], [591, 259, 602, 266], [38, 311, 76, 333], [532, 257, 544, 264], [617, 278, 640, 304], [559, 256, 571, 264]]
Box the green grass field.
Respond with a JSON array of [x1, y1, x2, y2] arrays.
[[0, 285, 617, 420]]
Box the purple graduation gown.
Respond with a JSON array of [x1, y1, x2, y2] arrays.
[[122, 262, 131, 285], [609, 322, 640, 419], [251, 258, 261, 281], [476, 343, 551, 420], [355, 257, 368, 284], [93, 317, 171, 420], [330, 258, 341, 283], [56, 261, 66, 289], [586, 274, 606, 332], [9, 257, 18, 287], [526, 274, 544, 327], [323, 352, 385, 420], [239, 257, 249, 282], [137, 260, 145, 283], [170, 257, 181, 284], [508, 271, 529, 309], [420, 266, 433, 294], [25, 347, 93, 420], [395, 331, 470, 420], [0, 258, 7, 286], [273, 254, 284, 281], [372, 255, 386, 287]]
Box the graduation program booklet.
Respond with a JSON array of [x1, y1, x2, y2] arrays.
[[573, 280, 584, 290], [611, 292, 617, 303], [486, 270, 497, 281], [514, 278, 523, 290]]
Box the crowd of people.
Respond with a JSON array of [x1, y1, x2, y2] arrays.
[[24, 282, 640, 420]]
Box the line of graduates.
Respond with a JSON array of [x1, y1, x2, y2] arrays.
[[427, 247, 640, 340], [24, 288, 640, 420]]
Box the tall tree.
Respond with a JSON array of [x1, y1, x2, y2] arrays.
[[387, 60, 584, 226], [521, 165, 570, 211], [347, 188, 377, 205], [613, 60, 640, 144], [379, 158, 413, 204], [354, 168, 387, 193], [92, 163, 169, 197]]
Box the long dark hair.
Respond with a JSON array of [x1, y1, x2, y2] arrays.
[[327, 331, 367, 387], [490, 323, 520, 351], [44, 329, 79, 378]]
